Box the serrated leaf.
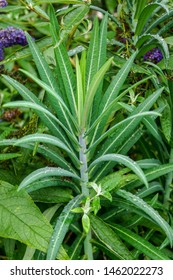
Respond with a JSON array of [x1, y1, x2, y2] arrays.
[[0, 180, 53, 252]]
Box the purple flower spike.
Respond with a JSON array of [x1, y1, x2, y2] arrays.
[[143, 48, 163, 64], [0, 0, 8, 7], [0, 27, 27, 48]]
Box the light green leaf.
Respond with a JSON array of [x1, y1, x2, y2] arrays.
[[0, 180, 52, 252], [46, 195, 83, 260], [83, 57, 113, 127]]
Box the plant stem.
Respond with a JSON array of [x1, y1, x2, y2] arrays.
[[79, 131, 93, 260]]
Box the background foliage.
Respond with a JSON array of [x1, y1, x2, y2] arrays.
[[0, 0, 173, 260]]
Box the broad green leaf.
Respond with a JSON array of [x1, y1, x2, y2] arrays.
[[111, 224, 170, 260], [89, 154, 148, 188], [46, 195, 83, 260], [14, 133, 80, 167], [0, 180, 52, 252], [30, 186, 72, 203], [90, 214, 133, 260], [116, 189, 173, 247], [18, 167, 80, 191]]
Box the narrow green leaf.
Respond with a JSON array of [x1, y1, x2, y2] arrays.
[[83, 57, 113, 127], [53, 42, 77, 117], [86, 17, 99, 93], [90, 214, 133, 260], [0, 181, 53, 252], [90, 88, 163, 180], [0, 153, 21, 160], [135, 3, 169, 36], [89, 154, 148, 188], [1, 75, 73, 149], [26, 33, 76, 134], [30, 186, 72, 203], [127, 162, 173, 189], [14, 133, 80, 167], [18, 167, 80, 191], [4, 101, 79, 147], [87, 111, 160, 153], [76, 55, 84, 126], [90, 51, 137, 145], [117, 189, 173, 247], [46, 195, 83, 260], [111, 224, 170, 260]]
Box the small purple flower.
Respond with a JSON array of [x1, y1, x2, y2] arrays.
[[143, 48, 163, 64], [0, 0, 8, 7]]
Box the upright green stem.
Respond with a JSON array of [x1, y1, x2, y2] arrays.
[[79, 131, 93, 260]]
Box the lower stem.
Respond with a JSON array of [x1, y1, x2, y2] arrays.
[[79, 131, 93, 260]]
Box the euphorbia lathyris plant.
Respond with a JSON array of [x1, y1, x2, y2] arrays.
[[1, 4, 173, 260]]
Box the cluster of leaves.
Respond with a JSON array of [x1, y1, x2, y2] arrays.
[[0, 0, 173, 260]]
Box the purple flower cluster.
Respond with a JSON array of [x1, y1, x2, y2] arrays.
[[143, 48, 163, 64], [0, 27, 27, 61], [0, 0, 8, 8]]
